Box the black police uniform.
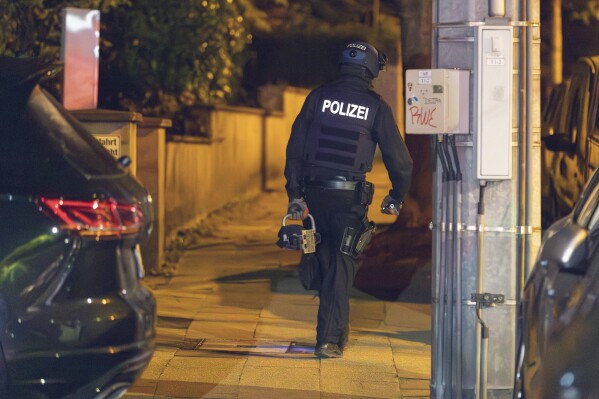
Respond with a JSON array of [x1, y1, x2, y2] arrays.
[[284, 63, 413, 350]]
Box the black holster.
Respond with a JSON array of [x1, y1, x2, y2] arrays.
[[357, 181, 374, 205], [340, 216, 376, 257]]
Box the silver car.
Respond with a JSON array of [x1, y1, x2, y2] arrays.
[[515, 167, 599, 399]]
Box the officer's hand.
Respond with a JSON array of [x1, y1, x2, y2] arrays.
[[288, 198, 309, 220], [380, 195, 402, 215]]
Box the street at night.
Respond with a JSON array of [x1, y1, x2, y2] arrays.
[[124, 161, 432, 399], [5, 0, 599, 397]]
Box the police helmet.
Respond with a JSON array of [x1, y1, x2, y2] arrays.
[[339, 41, 388, 78]]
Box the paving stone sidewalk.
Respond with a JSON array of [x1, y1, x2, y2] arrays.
[[124, 162, 432, 399]]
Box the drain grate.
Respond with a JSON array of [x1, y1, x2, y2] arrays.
[[182, 340, 316, 356]]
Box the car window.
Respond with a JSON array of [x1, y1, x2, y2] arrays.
[[588, 204, 599, 231], [577, 72, 594, 156], [542, 83, 566, 135], [27, 87, 124, 177], [592, 82, 599, 140], [576, 169, 599, 228], [568, 87, 581, 144], [542, 87, 558, 124], [0, 86, 125, 193]]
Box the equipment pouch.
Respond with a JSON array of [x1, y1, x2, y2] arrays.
[[340, 227, 357, 256], [357, 181, 374, 205], [355, 219, 376, 255], [340, 217, 376, 257]]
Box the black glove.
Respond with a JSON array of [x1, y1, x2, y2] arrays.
[[287, 198, 309, 220], [380, 195, 402, 215]]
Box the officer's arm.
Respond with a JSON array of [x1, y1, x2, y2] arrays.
[[284, 91, 318, 199], [374, 102, 413, 202]]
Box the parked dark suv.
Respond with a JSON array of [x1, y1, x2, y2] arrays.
[[515, 167, 599, 399], [542, 56, 599, 225], [0, 57, 156, 398]]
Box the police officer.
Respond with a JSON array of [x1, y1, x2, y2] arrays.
[[284, 41, 413, 358]]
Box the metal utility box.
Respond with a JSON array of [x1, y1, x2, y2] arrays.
[[475, 26, 513, 180], [405, 69, 470, 135], [71, 109, 142, 175]]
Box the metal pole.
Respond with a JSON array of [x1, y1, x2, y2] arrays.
[[443, 137, 455, 397], [431, 0, 440, 68], [450, 136, 463, 398], [516, 0, 529, 323], [431, 156, 441, 398], [430, 3, 441, 396], [550, 0, 563, 86], [475, 182, 487, 399], [478, 309, 489, 399], [435, 137, 450, 399], [526, 0, 534, 285]]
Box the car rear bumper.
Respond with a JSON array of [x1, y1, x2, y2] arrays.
[[4, 284, 156, 399], [8, 339, 154, 399]]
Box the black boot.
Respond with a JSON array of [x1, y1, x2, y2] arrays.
[[315, 342, 343, 358], [339, 323, 350, 350]]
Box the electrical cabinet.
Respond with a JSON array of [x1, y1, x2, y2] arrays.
[[475, 26, 513, 180], [405, 69, 470, 135]]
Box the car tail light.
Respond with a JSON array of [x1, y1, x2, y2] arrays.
[[40, 197, 143, 238]]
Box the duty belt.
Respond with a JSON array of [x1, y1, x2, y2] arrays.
[[304, 180, 359, 190]]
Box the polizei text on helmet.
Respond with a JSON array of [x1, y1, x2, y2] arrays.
[[347, 43, 367, 51], [321, 99, 369, 120]]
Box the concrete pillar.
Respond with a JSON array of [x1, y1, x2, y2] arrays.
[[429, 1, 541, 398], [137, 117, 171, 275]]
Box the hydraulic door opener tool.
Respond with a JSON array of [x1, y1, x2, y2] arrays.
[[276, 214, 321, 254]]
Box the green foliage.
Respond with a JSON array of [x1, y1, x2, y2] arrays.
[[0, 0, 128, 60], [565, 0, 599, 24], [1, 0, 399, 128], [0, 0, 129, 101], [101, 0, 250, 121], [0, 0, 43, 57], [1, 0, 250, 131]]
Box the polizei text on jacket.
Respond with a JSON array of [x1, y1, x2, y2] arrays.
[[321, 99, 370, 120]]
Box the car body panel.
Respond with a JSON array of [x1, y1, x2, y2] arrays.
[[516, 167, 599, 398], [0, 56, 155, 398]]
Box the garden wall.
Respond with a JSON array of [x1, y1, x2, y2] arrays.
[[163, 87, 309, 243]]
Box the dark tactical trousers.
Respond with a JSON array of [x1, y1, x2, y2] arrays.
[[303, 186, 367, 345]]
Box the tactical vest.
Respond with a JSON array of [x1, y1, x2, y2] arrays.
[[303, 87, 379, 174]]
